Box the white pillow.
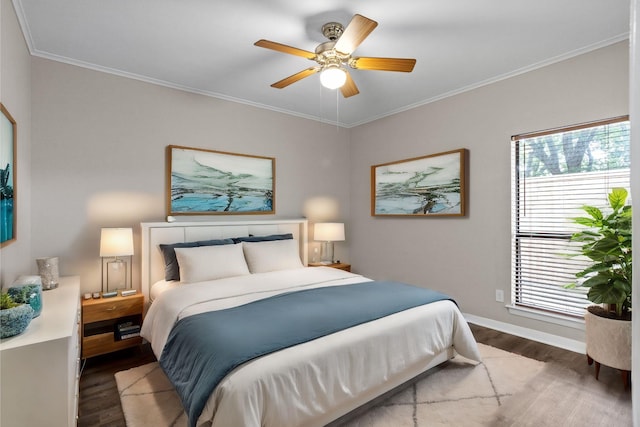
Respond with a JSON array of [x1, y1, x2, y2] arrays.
[[242, 239, 304, 273], [174, 243, 250, 283]]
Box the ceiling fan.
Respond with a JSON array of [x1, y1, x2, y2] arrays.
[[254, 14, 416, 98]]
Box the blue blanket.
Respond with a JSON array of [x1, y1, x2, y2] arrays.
[[159, 280, 453, 426]]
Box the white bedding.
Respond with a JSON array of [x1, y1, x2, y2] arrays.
[[141, 267, 481, 427]]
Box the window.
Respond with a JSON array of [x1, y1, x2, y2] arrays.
[[511, 117, 630, 318]]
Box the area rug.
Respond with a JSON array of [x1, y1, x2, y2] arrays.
[[115, 344, 545, 426]]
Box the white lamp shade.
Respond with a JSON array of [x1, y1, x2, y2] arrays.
[[320, 67, 347, 89], [100, 228, 134, 257], [314, 223, 345, 242]]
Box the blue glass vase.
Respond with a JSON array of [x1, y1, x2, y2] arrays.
[[7, 284, 43, 318]]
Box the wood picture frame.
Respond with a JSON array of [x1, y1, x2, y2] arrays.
[[1, 103, 17, 246], [167, 145, 275, 215], [371, 148, 467, 217]]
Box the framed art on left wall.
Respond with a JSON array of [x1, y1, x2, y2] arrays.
[[167, 145, 275, 215], [0, 103, 16, 246]]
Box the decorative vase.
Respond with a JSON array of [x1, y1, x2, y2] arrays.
[[36, 257, 59, 290], [0, 304, 34, 339], [8, 280, 43, 318]]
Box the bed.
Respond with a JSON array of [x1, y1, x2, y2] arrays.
[[140, 219, 481, 427]]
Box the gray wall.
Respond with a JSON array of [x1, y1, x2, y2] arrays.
[[349, 42, 629, 342], [29, 58, 351, 292], [0, 0, 33, 284]]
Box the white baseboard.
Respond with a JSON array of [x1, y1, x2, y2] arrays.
[[464, 313, 586, 355]]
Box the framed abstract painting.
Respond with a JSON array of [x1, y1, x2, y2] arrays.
[[1, 103, 16, 246], [371, 148, 467, 217], [167, 145, 275, 215]]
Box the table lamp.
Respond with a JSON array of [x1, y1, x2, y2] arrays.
[[100, 227, 134, 292], [314, 222, 345, 264]]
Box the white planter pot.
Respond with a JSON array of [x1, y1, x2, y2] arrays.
[[584, 309, 632, 373]]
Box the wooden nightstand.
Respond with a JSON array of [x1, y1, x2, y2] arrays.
[[81, 292, 144, 358], [309, 262, 351, 272]]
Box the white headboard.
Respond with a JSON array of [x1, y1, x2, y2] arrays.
[[140, 219, 309, 302]]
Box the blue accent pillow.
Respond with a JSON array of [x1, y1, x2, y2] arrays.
[[232, 233, 293, 243], [159, 239, 235, 281]]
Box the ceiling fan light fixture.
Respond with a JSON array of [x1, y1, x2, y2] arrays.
[[320, 65, 347, 89]]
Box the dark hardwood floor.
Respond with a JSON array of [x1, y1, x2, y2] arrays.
[[469, 324, 628, 386], [78, 344, 156, 427], [77, 324, 629, 426]]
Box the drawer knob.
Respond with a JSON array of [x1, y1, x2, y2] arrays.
[[106, 306, 118, 311]]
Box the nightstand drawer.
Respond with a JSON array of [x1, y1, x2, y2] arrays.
[[82, 296, 143, 323]]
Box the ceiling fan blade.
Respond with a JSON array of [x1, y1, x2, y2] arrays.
[[254, 39, 316, 60], [334, 14, 378, 55], [271, 67, 319, 89], [351, 57, 416, 72], [340, 72, 359, 98]]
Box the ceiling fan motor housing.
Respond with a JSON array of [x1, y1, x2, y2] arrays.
[[315, 41, 349, 67]]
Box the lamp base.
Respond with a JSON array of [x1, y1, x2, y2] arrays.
[[102, 256, 132, 292], [320, 241, 335, 264]]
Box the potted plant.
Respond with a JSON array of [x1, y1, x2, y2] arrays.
[[7, 278, 43, 318], [0, 292, 34, 339], [568, 187, 632, 387]]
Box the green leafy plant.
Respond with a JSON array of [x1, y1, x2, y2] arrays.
[[7, 286, 31, 304], [568, 187, 632, 318], [0, 292, 20, 310]]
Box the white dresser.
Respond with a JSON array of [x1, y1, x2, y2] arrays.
[[0, 276, 81, 427]]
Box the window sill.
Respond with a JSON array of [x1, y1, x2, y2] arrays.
[[506, 305, 585, 331]]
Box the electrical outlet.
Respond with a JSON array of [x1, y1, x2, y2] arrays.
[[495, 289, 504, 303]]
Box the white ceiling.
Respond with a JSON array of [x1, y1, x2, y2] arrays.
[[13, 0, 630, 127]]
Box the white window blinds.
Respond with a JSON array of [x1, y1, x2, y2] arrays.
[[511, 117, 630, 317]]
